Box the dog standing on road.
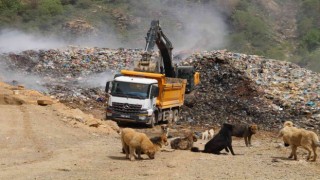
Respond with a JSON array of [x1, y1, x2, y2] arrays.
[[202, 130, 209, 140], [279, 121, 320, 161], [121, 128, 158, 161], [231, 124, 258, 147]]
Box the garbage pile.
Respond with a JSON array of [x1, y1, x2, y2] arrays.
[[0, 47, 157, 116], [0, 47, 319, 130], [180, 50, 320, 130]]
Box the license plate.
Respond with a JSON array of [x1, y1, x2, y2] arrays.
[[120, 114, 130, 118]]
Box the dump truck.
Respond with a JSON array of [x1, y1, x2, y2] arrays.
[[105, 70, 186, 127]]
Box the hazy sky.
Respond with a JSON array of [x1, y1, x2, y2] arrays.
[[0, 1, 228, 90]]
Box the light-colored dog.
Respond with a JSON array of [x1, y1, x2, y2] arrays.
[[208, 129, 215, 139], [202, 130, 209, 140], [121, 128, 158, 161], [279, 121, 320, 161]]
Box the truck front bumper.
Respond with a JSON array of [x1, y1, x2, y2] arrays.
[[106, 107, 152, 124]]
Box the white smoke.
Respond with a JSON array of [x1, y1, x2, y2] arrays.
[[78, 70, 116, 88], [0, 29, 67, 53], [0, 62, 48, 92]]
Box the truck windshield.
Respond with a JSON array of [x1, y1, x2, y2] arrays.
[[111, 81, 149, 99]]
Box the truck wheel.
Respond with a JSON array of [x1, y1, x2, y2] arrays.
[[148, 113, 156, 128], [172, 109, 179, 123]]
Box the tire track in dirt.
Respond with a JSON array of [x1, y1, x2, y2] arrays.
[[0, 106, 18, 149], [17, 105, 53, 164]]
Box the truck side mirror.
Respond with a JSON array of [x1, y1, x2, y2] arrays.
[[105, 81, 111, 93]]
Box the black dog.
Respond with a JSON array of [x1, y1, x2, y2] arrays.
[[191, 123, 235, 155]]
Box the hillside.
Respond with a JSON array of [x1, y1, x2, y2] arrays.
[[0, 0, 319, 71]]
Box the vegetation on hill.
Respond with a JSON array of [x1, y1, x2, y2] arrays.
[[0, 0, 319, 71]]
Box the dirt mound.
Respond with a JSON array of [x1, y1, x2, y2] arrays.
[[0, 81, 119, 135]]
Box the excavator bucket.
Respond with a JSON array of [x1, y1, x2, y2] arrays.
[[133, 52, 160, 73]]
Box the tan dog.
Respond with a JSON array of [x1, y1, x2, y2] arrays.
[[283, 121, 294, 127], [279, 121, 320, 161], [121, 128, 158, 161], [170, 132, 198, 150]]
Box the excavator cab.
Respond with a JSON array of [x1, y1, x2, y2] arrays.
[[176, 66, 200, 93]]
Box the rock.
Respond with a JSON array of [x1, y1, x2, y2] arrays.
[[37, 99, 53, 106]]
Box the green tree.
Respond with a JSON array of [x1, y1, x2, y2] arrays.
[[38, 0, 63, 17], [306, 48, 320, 71], [302, 28, 320, 51]]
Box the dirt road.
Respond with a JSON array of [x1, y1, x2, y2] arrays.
[[1, 102, 320, 180], [0, 81, 319, 179]]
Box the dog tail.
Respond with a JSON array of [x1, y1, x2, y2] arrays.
[[191, 147, 202, 152]]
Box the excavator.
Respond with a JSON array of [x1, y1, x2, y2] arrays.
[[134, 20, 200, 93]]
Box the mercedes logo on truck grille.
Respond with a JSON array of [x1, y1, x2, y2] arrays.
[[123, 103, 130, 109]]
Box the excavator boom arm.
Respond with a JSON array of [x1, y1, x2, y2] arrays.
[[144, 20, 175, 77]]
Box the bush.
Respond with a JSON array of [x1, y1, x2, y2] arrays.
[[76, 0, 92, 9], [38, 0, 64, 16], [302, 28, 320, 51]]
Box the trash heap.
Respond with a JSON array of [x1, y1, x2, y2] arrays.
[[0, 48, 319, 130], [0, 47, 156, 115], [180, 50, 320, 130]]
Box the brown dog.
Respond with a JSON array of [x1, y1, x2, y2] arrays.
[[231, 124, 258, 147], [150, 133, 169, 148], [279, 121, 320, 161], [170, 132, 198, 150], [122, 128, 169, 154], [121, 128, 158, 161]]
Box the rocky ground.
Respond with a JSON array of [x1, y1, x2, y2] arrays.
[[1, 82, 320, 180]]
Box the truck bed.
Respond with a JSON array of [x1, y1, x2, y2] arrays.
[[157, 77, 186, 109], [121, 70, 187, 109]]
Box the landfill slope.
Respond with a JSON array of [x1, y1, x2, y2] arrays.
[[181, 50, 320, 130], [1, 48, 319, 130]]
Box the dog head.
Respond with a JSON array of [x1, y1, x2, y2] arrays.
[[192, 134, 198, 142], [250, 124, 258, 134], [186, 132, 198, 142], [161, 134, 169, 146], [145, 148, 156, 159], [283, 121, 294, 127], [223, 123, 234, 130], [161, 125, 169, 133]]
